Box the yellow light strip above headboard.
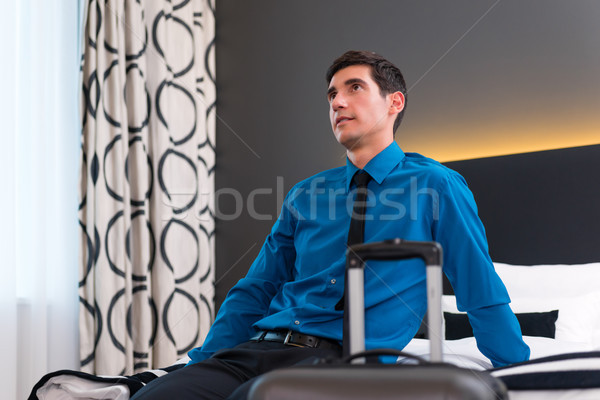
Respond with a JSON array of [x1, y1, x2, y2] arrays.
[[398, 123, 600, 162]]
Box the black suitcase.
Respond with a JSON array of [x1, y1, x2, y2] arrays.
[[248, 239, 508, 400]]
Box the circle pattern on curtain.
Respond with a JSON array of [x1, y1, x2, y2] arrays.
[[78, 0, 216, 375]]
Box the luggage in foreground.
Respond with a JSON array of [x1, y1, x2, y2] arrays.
[[248, 362, 507, 400], [248, 239, 508, 400]]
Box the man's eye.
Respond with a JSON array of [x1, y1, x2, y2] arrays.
[[352, 84, 361, 91], [328, 93, 336, 102]]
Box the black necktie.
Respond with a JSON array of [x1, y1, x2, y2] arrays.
[[347, 171, 373, 246], [336, 171, 372, 339]]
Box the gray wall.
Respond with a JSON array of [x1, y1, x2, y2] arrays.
[[214, 0, 600, 307]]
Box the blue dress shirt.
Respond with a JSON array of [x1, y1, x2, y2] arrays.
[[188, 142, 530, 367]]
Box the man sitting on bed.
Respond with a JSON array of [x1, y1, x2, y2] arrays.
[[132, 50, 530, 400]]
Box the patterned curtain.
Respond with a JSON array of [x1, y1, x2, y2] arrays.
[[78, 0, 216, 375]]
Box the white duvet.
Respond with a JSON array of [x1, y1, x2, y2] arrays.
[[401, 336, 600, 400], [400, 336, 597, 370]]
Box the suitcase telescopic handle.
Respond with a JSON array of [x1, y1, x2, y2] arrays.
[[346, 238, 442, 266], [345, 239, 444, 363]]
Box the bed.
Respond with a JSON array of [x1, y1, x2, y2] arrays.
[[30, 145, 600, 399], [417, 145, 600, 399], [403, 261, 600, 399]]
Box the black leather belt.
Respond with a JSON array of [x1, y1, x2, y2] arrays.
[[250, 330, 341, 350]]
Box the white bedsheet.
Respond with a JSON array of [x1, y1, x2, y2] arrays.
[[401, 336, 596, 370], [401, 336, 600, 400]]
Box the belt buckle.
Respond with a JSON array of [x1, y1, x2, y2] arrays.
[[283, 330, 303, 347]]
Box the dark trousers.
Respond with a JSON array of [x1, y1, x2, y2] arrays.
[[130, 340, 342, 400]]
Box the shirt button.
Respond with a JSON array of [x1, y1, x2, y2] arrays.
[[294, 320, 300, 325], [330, 279, 336, 284]]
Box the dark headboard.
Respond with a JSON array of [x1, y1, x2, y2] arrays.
[[444, 144, 600, 265], [432, 144, 600, 297]]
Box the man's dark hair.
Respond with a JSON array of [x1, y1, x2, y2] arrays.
[[326, 50, 407, 133]]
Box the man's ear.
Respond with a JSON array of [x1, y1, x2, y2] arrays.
[[389, 91, 405, 115]]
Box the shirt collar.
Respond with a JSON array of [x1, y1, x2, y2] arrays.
[[345, 142, 405, 191]]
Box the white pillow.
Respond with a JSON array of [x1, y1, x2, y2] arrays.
[[493, 262, 600, 298], [442, 293, 600, 348]]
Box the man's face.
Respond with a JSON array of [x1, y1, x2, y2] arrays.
[[327, 65, 393, 150]]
